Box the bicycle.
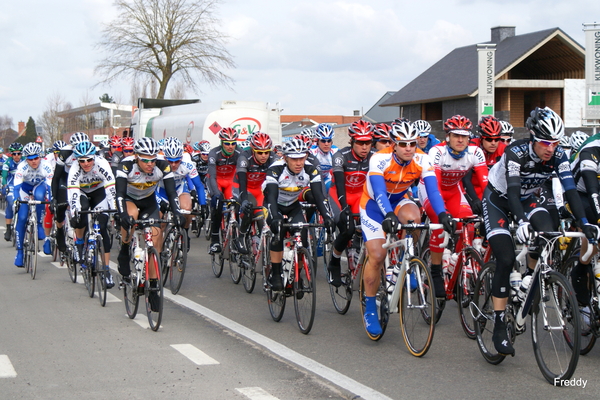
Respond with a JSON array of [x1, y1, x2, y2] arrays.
[[120, 216, 169, 332], [422, 216, 484, 339], [210, 199, 242, 283], [161, 209, 189, 295], [472, 229, 587, 384], [327, 214, 364, 314], [18, 199, 50, 280], [359, 222, 445, 357], [78, 208, 117, 307], [63, 217, 79, 283], [267, 221, 322, 334], [238, 206, 267, 294]]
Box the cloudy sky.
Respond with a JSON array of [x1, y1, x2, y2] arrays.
[[1, 0, 598, 126]]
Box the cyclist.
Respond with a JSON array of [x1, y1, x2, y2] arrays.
[[360, 121, 454, 336], [2, 143, 24, 241], [13, 143, 54, 266], [191, 140, 210, 184], [159, 137, 205, 237], [263, 139, 334, 291], [115, 137, 185, 310], [310, 123, 339, 191], [273, 145, 283, 159], [499, 120, 514, 144], [120, 137, 135, 160], [569, 130, 590, 161], [372, 123, 393, 151], [300, 127, 317, 149], [51, 132, 90, 254], [414, 120, 440, 153], [233, 132, 275, 254], [207, 127, 242, 254], [107, 135, 124, 174], [67, 141, 117, 287], [559, 135, 572, 158], [418, 115, 488, 297], [483, 107, 599, 356], [469, 116, 507, 199], [328, 119, 374, 286], [43, 140, 67, 240]]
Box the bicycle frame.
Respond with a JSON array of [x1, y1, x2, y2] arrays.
[[444, 216, 481, 300]]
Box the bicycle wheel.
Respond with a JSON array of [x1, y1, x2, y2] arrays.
[[473, 262, 506, 365], [531, 270, 580, 384], [241, 235, 256, 293], [204, 216, 211, 240], [328, 247, 353, 315], [161, 228, 174, 287], [294, 247, 316, 334], [169, 228, 188, 295], [399, 257, 435, 357], [559, 256, 596, 355], [23, 221, 32, 274], [359, 257, 389, 341], [145, 247, 163, 331], [28, 223, 38, 279], [229, 231, 242, 284], [457, 248, 483, 339], [123, 275, 139, 319], [420, 244, 446, 323], [95, 242, 107, 307], [66, 249, 77, 283], [82, 243, 95, 298], [265, 249, 286, 322]]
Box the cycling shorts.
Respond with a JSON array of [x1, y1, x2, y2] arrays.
[[360, 197, 415, 242]]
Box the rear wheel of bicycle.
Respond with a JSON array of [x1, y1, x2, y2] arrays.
[[420, 244, 446, 323], [457, 248, 483, 339], [559, 256, 596, 355], [328, 247, 353, 315], [95, 243, 107, 307], [359, 257, 389, 341], [294, 247, 316, 334], [145, 247, 164, 332], [400, 257, 436, 357], [531, 270, 580, 384], [265, 250, 286, 322], [29, 225, 38, 279], [123, 275, 139, 319], [241, 235, 256, 293], [66, 250, 77, 283], [82, 243, 95, 298], [473, 262, 506, 365], [204, 215, 212, 240], [229, 232, 242, 284], [169, 228, 188, 295]]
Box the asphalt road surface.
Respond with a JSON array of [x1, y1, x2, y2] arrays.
[[1, 217, 599, 399]]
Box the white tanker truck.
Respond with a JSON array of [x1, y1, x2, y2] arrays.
[[130, 98, 283, 148]]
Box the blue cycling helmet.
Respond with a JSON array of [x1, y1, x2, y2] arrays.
[[315, 123, 335, 140], [52, 140, 67, 152], [73, 141, 96, 158]]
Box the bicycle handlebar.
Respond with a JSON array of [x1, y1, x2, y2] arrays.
[[383, 223, 448, 250], [18, 200, 50, 205], [282, 222, 325, 229], [77, 209, 118, 215]]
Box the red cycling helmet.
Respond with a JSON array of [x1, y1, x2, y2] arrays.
[[444, 115, 473, 135], [348, 119, 374, 141], [294, 134, 312, 147], [219, 127, 239, 141], [184, 143, 193, 154], [250, 132, 273, 150], [109, 135, 122, 148], [373, 123, 392, 140], [121, 137, 135, 150], [478, 116, 502, 138]]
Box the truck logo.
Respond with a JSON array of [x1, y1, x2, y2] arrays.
[[231, 117, 261, 140]]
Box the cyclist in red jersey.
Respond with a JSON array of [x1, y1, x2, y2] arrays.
[[469, 116, 506, 199], [207, 127, 241, 254], [233, 132, 276, 254], [328, 119, 374, 286], [418, 115, 488, 297]]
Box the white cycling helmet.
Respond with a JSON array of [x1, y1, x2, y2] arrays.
[[526, 107, 564, 141], [23, 142, 42, 159], [282, 138, 308, 158], [570, 131, 589, 152], [134, 137, 159, 156], [315, 124, 335, 140], [69, 132, 89, 146], [413, 120, 432, 137], [163, 137, 184, 160], [390, 121, 419, 142]]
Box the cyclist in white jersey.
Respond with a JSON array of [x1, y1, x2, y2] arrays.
[[310, 123, 338, 191]]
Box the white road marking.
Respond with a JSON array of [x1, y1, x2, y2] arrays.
[[51, 261, 66, 269], [170, 344, 219, 365], [132, 314, 150, 329], [236, 387, 279, 400], [106, 291, 121, 303], [0, 355, 17, 378]]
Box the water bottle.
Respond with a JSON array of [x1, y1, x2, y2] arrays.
[[593, 263, 600, 295], [442, 248, 452, 278], [134, 247, 144, 264], [448, 253, 458, 276], [472, 238, 483, 254], [518, 275, 532, 302], [509, 270, 522, 302], [386, 266, 395, 293], [282, 240, 293, 277]]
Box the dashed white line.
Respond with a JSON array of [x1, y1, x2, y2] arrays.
[[170, 344, 219, 365], [236, 387, 279, 400], [132, 313, 150, 329], [0, 355, 17, 378]]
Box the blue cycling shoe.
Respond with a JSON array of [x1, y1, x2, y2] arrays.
[[363, 311, 383, 337], [38, 225, 46, 241], [15, 250, 24, 268], [43, 238, 52, 255]]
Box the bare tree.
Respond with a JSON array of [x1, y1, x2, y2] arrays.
[[0, 115, 14, 149], [95, 0, 235, 99], [169, 80, 187, 99], [37, 93, 67, 145]]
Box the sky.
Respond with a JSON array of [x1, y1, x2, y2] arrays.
[[1, 0, 599, 127]]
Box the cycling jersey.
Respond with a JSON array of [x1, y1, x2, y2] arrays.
[[115, 159, 173, 200], [236, 149, 275, 205], [67, 156, 116, 213], [2, 157, 20, 186], [468, 138, 506, 198], [159, 157, 204, 196], [14, 159, 54, 194], [332, 146, 373, 214], [207, 146, 241, 200], [420, 134, 441, 153], [571, 136, 600, 222], [310, 145, 338, 189], [262, 159, 321, 207], [428, 143, 488, 190]]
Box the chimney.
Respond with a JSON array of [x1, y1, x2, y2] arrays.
[[353, 110, 361, 117], [491, 26, 515, 43], [18, 121, 25, 134]]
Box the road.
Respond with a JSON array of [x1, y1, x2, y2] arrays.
[[0, 220, 599, 399]]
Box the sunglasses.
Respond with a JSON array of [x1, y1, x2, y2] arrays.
[[483, 137, 501, 143], [27, 156, 40, 161], [377, 140, 392, 145], [500, 138, 512, 143], [397, 141, 417, 148], [222, 141, 237, 146], [319, 139, 332, 143], [139, 157, 157, 163], [12, 152, 22, 156], [534, 137, 559, 147], [78, 158, 94, 164], [123, 149, 134, 153], [355, 140, 371, 146], [254, 150, 270, 155]]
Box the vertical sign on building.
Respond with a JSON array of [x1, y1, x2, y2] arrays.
[[477, 43, 496, 121], [584, 23, 600, 120]]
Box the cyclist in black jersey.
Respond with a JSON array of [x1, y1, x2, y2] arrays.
[[263, 139, 334, 291], [483, 107, 599, 356]]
